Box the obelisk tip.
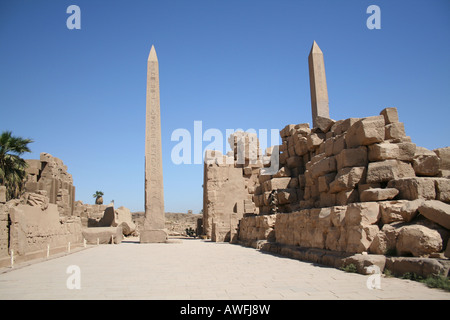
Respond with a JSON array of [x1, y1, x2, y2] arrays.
[[310, 41, 323, 55], [148, 45, 158, 61]]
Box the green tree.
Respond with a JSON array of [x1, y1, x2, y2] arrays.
[[93, 191, 104, 204], [0, 131, 33, 200]]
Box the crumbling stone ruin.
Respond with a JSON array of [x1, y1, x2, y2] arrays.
[[0, 153, 82, 266], [203, 108, 450, 278], [24, 152, 76, 218], [0, 152, 136, 266], [202, 132, 261, 242]]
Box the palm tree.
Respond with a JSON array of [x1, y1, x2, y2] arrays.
[[0, 131, 34, 200], [93, 191, 104, 204]]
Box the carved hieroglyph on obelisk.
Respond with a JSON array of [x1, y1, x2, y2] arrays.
[[308, 41, 330, 128], [140, 45, 167, 243]]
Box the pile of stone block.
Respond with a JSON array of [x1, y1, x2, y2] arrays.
[[252, 108, 450, 215], [206, 107, 450, 276]]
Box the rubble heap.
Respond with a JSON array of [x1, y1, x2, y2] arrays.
[[203, 107, 450, 277]]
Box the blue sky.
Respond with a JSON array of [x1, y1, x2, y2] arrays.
[[1, 0, 449, 213]]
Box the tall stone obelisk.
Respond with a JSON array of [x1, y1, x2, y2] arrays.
[[308, 41, 330, 128], [140, 45, 167, 243]]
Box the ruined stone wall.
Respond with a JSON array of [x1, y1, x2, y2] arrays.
[[205, 108, 450, 271], [0, 153, 82, 266], [0, 195, 83, 267], [24, 152, 76, 217], [8, 202, 83, 256], [202, 132, 261, 242]]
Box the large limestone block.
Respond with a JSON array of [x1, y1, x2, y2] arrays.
[[345, 115, 385, 148], [329, 166, 366, 194], [310, 156, 336, 179], [82, 227, 123, 244], [412, 147, 440, 177], [418, 200, 450, 229], [368, 143, 400, 161], [366, 160, 415, 184], [385, 122, 406, 140], [335, 146, 367, 170], [263, 177, 291, 192], [360, 188, 399, 202], [435, 178, 450, 203], [433, 147, 450, 171], [345, 202, 380, 226], [380, 107, 399, 124], [387, 177, 436, 200], [397, 142, 416, 162], [386, 257, 447, 278], [379, 199, 421, 224], [140, 229, 168, 243], [396, 225, 442, 257], [346, 225, 379, 253]]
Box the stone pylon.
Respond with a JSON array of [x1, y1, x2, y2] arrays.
[[140, 45, 167, 243], [308, 41, 330, 128]]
